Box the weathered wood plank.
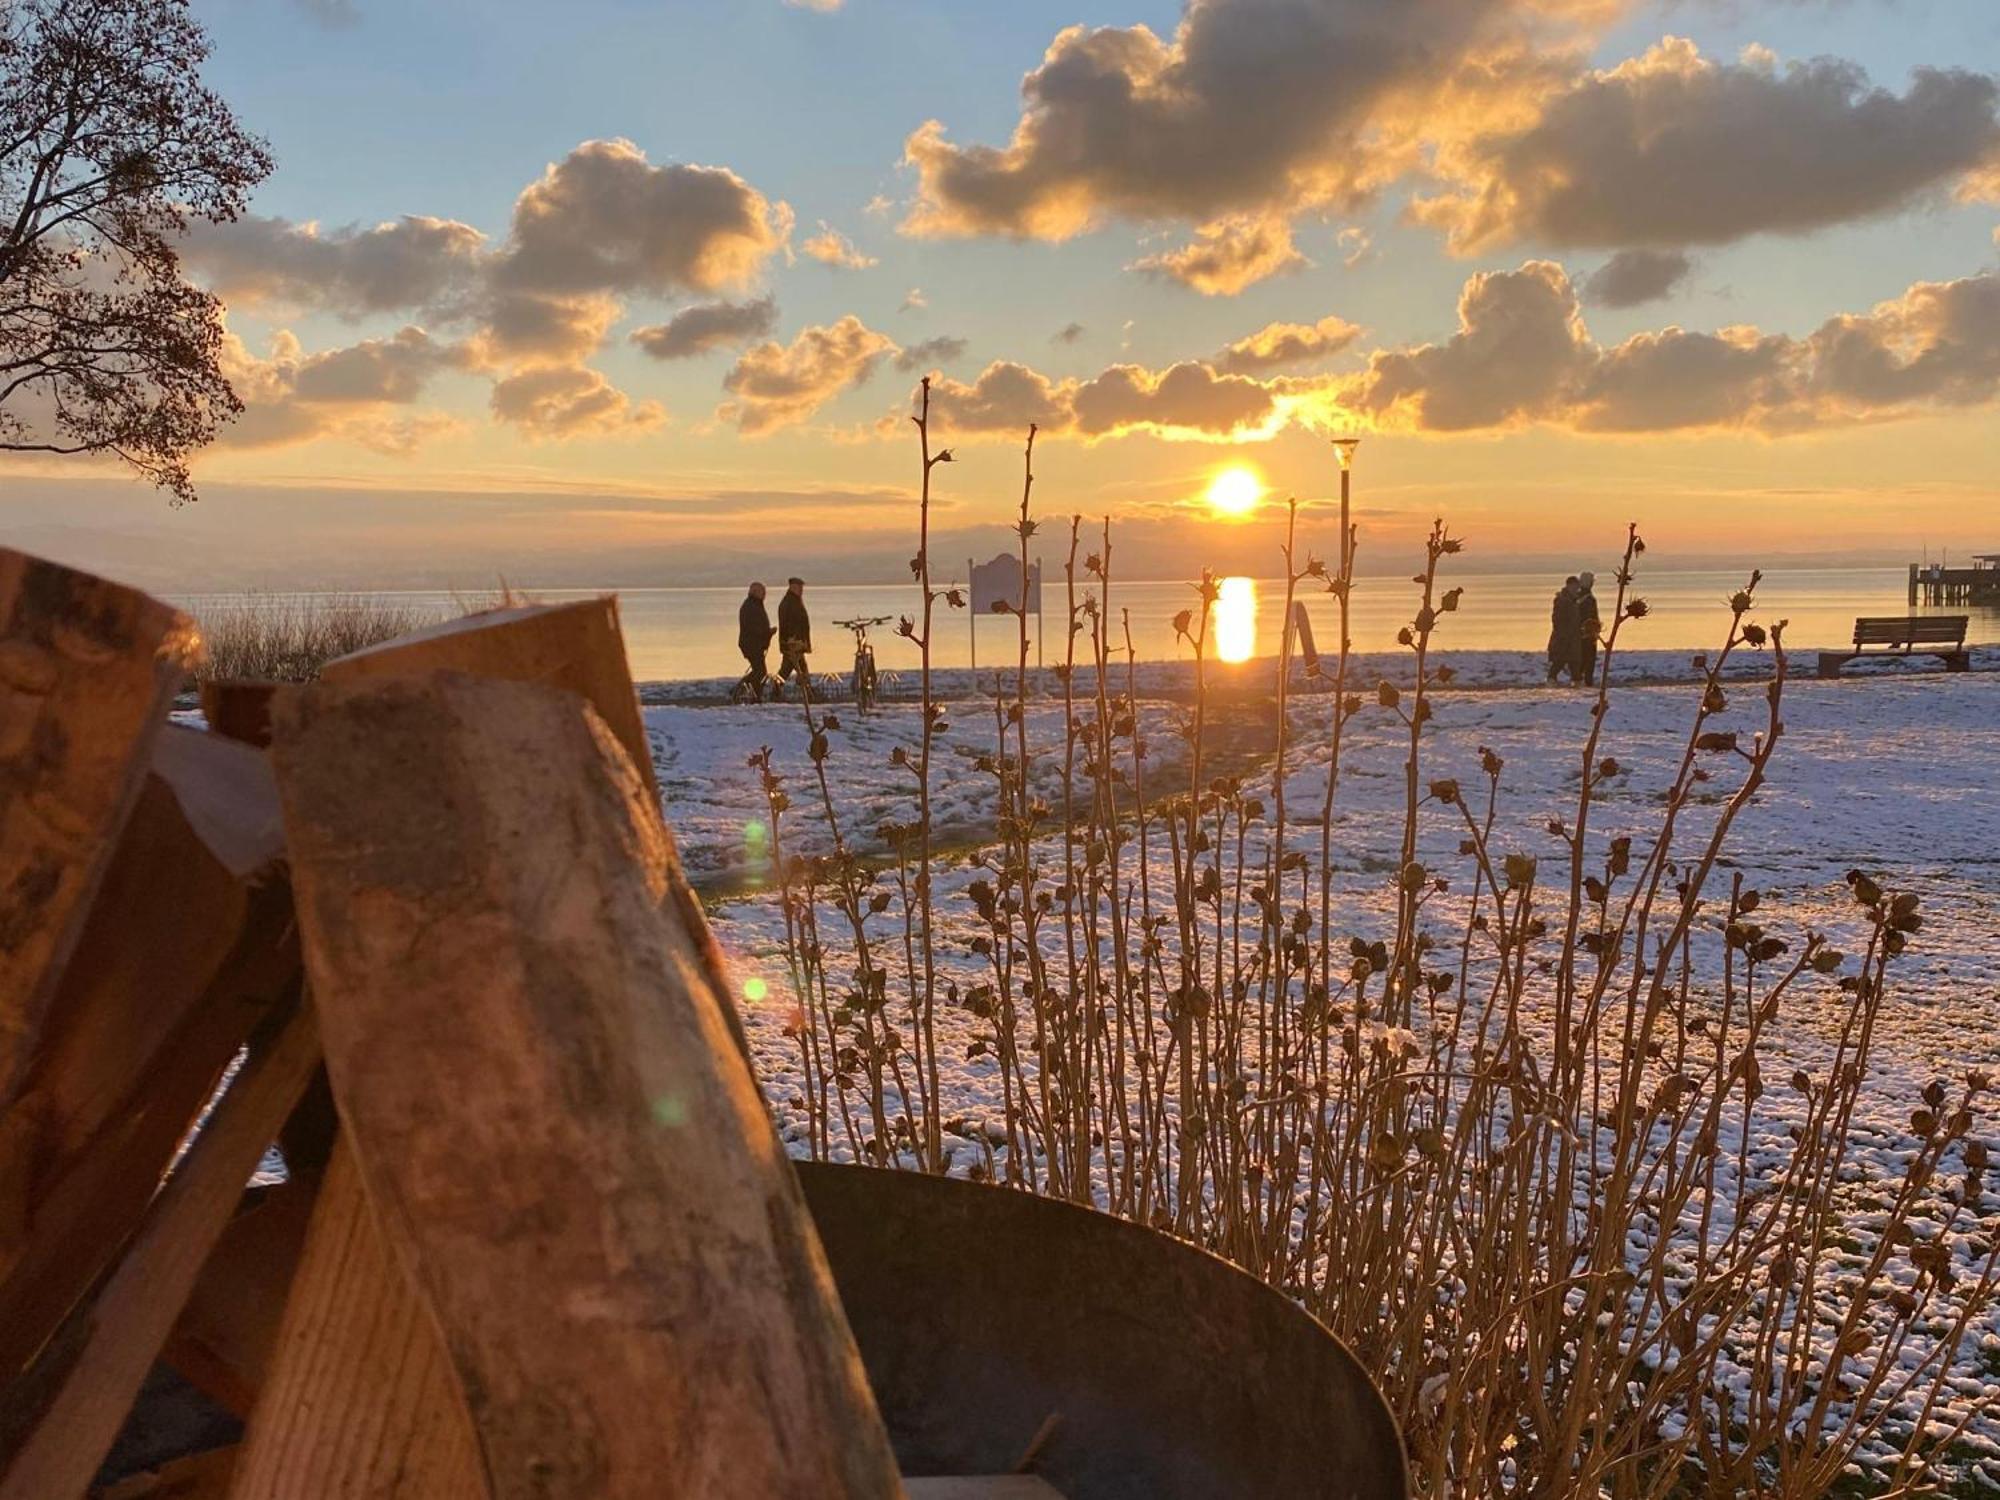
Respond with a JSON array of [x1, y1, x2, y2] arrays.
[[0, 999, 319, 1500], [269, 674, 903, 1499], [226, 1142, 485, 1500], [0, 551, 200, 1104], [0, 727, 293, 1380], [321, 599, 654, 792]]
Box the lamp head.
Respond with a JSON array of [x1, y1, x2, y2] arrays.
[[1331, 436, 1361, 472]]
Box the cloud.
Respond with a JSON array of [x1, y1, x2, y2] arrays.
[[181, 139, 797, 425], [801, 223, 878, 269], [1341, 262, 1593, 429], [901, 287, 927, 311], [1584, 249, 1693, 307], [784, 0, 842, 10], [922, 362, 1076, 435], [914, 357, 1291, 442], [1336, 226, 1374, 268], [900, 5, 2000, 277], [181, 213, 486, 315], [894, 335, 968, 372], [1215, 313, 1362, 373], [492, 139, 791, 298], [1052, 322, 1086, 345], [489, 366, 666, 439], [899, 0, 1586, 243], [1416, 39, 2000, 252], [218, 326, 469, 450], [1071, 361, 1283, 437], [629, 295, 779, 360], [1132, 215, 1307, 295], [1335, 258, 2000, 435], [720, 315, 899, 433], [472, 291, 619, 365]]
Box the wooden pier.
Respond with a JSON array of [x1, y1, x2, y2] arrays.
[[1908, 555, 2000, 607]]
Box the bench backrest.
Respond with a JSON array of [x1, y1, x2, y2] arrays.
[[1853, 615, 1968, 648]]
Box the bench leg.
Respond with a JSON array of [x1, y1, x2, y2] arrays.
[[1816, 653, 1849, 679]]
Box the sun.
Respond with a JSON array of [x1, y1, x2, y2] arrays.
[[1205, 465, 1264, 518]]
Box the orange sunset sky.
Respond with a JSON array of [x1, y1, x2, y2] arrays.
[[6, 0, 1998, 589]]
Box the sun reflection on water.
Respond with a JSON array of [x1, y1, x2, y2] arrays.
[[1216, 576, 1256, 663]]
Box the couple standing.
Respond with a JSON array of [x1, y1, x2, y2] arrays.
[[736, 578, 811, 703], [1547, 572, 1602, 686]]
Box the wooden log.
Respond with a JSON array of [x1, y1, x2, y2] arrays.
[[231, 598, 751, 1496], [320, 599, 654, 792], [196, 680, 278, 750], [318, 598, 742, 1050], [226, 1143, 484, 1500], [269, 673, 903, 1499], [0, 551, 200, 1104], [0, 727, 293, 1380], [0, 998, 320, 1500]]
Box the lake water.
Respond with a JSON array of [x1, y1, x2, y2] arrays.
[[178, 568, 1993, 684]]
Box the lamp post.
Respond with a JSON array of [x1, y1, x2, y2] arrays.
[[1331, 436, 1360, 584]]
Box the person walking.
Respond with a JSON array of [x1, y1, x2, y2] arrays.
[[737, 581, 775, 701], [776, 576, 812, 697], [1547, 575, 1580, 684], [1574, 571, 1602, 686]]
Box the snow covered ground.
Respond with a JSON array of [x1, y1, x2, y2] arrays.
[[653, 653, 2000, 1489]]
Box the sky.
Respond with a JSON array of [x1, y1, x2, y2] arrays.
[[7, 0, 2000, 590]]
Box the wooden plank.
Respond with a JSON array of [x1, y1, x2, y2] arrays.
[[0, 550, 200, 1105], [162, 1181, 318, 1417], [96, 1444, 238, 1500], [0, 998, 319, 1500], [268, 673, 902, 1500], [0, 727, 293, 1380], [226, 1142, 485, 1500]]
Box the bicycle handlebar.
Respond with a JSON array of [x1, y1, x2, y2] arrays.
[[832, 615, 893, 629]]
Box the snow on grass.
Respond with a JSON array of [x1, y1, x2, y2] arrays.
[[659, 658, 2000, 1486]]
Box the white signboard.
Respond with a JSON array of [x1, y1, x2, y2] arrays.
[[968, 553, 1042, 614]]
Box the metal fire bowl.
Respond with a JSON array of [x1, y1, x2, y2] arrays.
[[797, 1163, 1409, 1500]]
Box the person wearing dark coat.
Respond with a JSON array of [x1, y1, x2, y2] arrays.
[[1547, 576, 1580, 684], [737, 581, 775, 701], [1574, 571, 1602, 686], [776, 576, 811, 696]]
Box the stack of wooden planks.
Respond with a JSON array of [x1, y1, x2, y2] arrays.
[[0, 548, 1059, 1500]]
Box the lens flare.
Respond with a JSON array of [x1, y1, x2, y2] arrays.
[[1216, 576, 1257, 663], [1205, 465, 1263, 518]]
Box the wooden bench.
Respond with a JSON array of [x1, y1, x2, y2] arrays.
[[1817, 615, 1970, 678]]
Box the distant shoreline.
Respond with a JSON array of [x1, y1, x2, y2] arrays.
[[635, 642, 2000, 708]]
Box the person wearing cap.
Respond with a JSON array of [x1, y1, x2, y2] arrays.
[[776, 576, 812, 696], [737, 580, 775, 701], [1574, 571, 1602, 686]]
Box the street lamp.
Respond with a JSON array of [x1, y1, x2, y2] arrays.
[[1331, 436, 1360, 582]]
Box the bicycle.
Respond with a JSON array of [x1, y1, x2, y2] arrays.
[[832, 614, 892, 711]]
